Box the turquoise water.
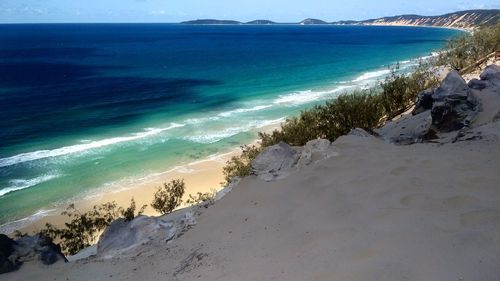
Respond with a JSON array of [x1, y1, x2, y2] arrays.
[[0, 24, 461, 229]]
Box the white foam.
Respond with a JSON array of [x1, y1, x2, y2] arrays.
[[0, 173, 60, 197], [184, 115, 220, 125], [184, 117, 286, 144], [218, 105, 273, 117], [0, 123, 185, 168], [352, 69, 391, 82], [0, 209, 56, 235], [273, 86, 353, 105]]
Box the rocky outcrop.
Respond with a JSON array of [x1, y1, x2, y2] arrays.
[[251, 142, 299, 181], [252, 140, 338, 181], [378, 68, 497, 144], [348, 128, 373, 137], [0, 234, 17, 274], [97, 210, 197, 259], [0, 234, 67, 274], [12, 234, 67, 265], [376, 111, 433, 145], [469, 64, 500, 91], [413, 71, 481, 132], [297, 139, 338, 167]]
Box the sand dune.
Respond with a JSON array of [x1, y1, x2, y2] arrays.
[[5, 65, 500, 281], [8, 116, 500, 281]]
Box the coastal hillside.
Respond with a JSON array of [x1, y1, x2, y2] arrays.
[[5, 63, 500, 280], [180, 19, 241, 24], [246, 20, 275, 24], [333, 9, 500, 28], [181, 9, 499, 28], [299, 18, 328, 25]]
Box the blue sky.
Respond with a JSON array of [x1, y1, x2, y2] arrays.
[[1, 0, 498, 23]]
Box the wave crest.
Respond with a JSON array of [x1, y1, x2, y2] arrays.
[[0, 173, 60, 197], [0, 123, 185, 168]]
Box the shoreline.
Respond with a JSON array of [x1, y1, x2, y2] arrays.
[[0, 125, 280, 236], [344, 23, 472, 33], [2, 147, 238, 235]]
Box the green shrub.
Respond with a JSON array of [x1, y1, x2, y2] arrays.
[[317, 90, 384, 139], [150, 179, 185, 215], [260, 109, 323, 147], [259, 90, 385, 147], [380, 63, 439, 119], [41, 202, 121, 255], [18, 198, 146, 256], [120, 198, 147, 222], [436, 22, 500, 73], [186, 190, 217, 205], [222, 145, 262, 185]]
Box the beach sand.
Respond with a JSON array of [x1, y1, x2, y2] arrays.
[[16, 150, 234, 234]]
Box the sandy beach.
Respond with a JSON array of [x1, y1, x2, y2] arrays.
[[3, 124, 282, 236], [12, 150, 233, 234]]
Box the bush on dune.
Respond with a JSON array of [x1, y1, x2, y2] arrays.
[[222, 145, 262, 185], [224, 59, 444, 179], [40, 198, 146, 255], [436, 22, 500, 73], [380, 63, 440, 119], [222, 90, 387, 182], [259, 90, 385, 147], [150, 179, 185, 215], [186, 190, 217, 205], [30, 178, 206, 255]]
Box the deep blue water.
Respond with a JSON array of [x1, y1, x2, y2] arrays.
[[0, 24, 460, 229]]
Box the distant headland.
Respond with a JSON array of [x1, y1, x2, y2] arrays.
[[181, 9, 499, 28]]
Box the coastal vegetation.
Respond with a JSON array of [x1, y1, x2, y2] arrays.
[[436, 22, 500, 72], [150, 179, 185, 215], [38, 199, 145, 255], [222, 145, 262, 185], [186, 190, 217, 205], [222, 22, 499, 183], [14, 179, 205, 255]]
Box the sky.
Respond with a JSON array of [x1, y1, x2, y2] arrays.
[[0, 0, 498, 23]]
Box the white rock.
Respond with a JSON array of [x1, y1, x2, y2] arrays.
[[297, 139, 338, 167], [251, 142, 299, 181]]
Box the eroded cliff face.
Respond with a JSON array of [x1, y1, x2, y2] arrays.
[[334, 10, 499, 28]]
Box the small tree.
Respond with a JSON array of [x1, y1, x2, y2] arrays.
[[186, 190, 217, 205], [222, 145, 262, 185], [120, 198, 147, 222], [151, 179, 185, 215], [39, 198, 147, 255], [41, 202, 121, 255]]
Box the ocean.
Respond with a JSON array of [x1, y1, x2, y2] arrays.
[[0, 24, 461, 228]]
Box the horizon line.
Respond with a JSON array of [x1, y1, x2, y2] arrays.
[[1, 8, 498, 25]]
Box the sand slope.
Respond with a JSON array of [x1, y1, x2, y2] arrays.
[[6, 121, 500, 281], [5, 67, 500, 281]]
